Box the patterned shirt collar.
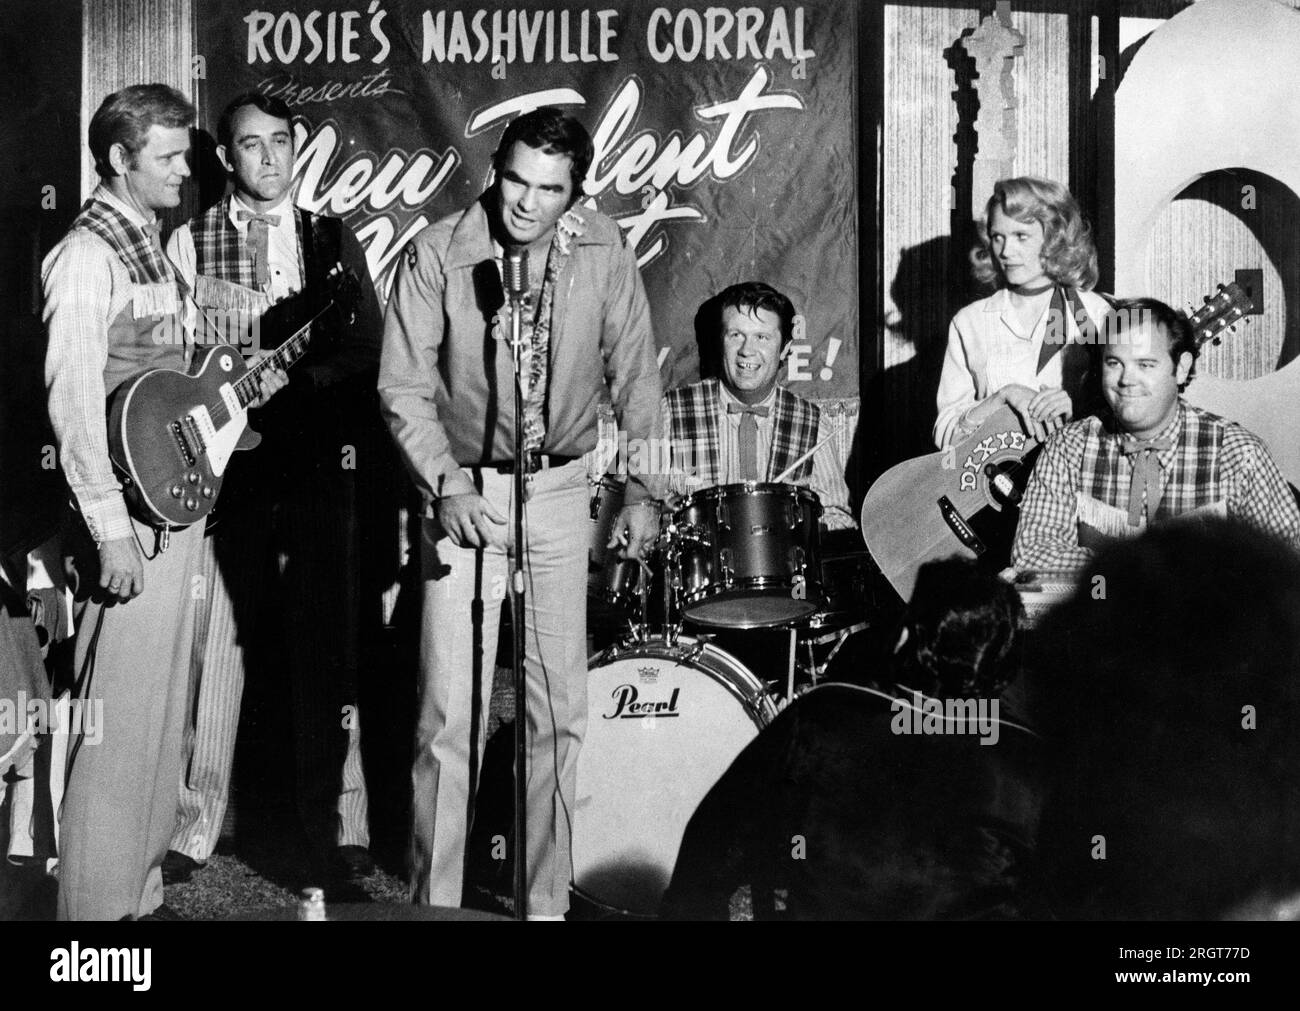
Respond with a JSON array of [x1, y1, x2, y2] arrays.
[[451, 198, 595, 270], [92, 183, 153, 230], [1105, 400, 1187, 469]]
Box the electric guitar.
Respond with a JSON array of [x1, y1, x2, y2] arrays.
[[861, 282, 1254, 600], [107, 265, 360, 529]]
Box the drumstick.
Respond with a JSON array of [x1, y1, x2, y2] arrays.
[[771, 417, 846, 484]]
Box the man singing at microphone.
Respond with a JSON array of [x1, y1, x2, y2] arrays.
[[380, 108, 662, 918]]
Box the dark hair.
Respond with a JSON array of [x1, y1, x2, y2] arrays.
[[217, 90, 295, 152], [895, 557, 1024, 698], [1031, 519, 1300, 919], [491, 107, 593, 200], [971, 176, 1099, 290], [89, 84, 195, 180], [1100, 296, 1199, 388], [716, 282, 797, 347]]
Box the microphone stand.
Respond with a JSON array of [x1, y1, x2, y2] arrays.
[[505, 249, 529, 921]]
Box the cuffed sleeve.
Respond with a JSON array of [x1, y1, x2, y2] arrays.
[[42, 232, 132, 543]]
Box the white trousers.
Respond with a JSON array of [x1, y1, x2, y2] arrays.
[[409, 461, 589, 916]]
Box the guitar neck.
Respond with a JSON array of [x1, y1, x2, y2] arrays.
[[231, 300, 334, 409]]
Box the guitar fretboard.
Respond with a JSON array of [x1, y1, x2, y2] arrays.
[[233, 324, 314, 407], [206, 298, 337, 429]]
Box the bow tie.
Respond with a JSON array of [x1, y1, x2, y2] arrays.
[[726, 402, 770, 417], [235, 210, 281, 226], [1120, 436, 1173, 527], [236, 210, 281, 287]]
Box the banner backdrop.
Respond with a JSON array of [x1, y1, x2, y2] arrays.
[[195, 1, 858, 397]]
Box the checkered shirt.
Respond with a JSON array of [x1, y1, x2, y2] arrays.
[[1013, 402, 1300, 572]]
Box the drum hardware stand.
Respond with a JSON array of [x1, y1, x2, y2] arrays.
[[796, 620, 871, 684], [662, 520, 683, 648], [629, 555, 653, 643], [804, 639, 821, 687], [504, 247, 529, 922], [786, 628, 798, 701]]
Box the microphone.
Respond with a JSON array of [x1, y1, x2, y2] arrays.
[[504, 246, 528, 302]]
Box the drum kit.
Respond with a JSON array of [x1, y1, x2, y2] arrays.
[[573, 477, 880, 917]]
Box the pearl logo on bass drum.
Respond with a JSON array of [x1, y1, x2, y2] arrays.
[[604, 684, 681, 719]]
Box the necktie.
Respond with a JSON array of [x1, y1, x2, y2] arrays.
[[236, 209, 281, 288], [727, 402, 770, 481], [142, 219, 164, 255], [1119, 437, 1173, 527]]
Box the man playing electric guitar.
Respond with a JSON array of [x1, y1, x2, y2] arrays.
[[163, 91, 383, 888], [1012, 297, 1300, 573], [43, 85, 287, 921]]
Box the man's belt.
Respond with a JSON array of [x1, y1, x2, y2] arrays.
[[489, 453, 578, 474]]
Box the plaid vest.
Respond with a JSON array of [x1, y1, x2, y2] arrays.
[[1083, 406, 1227, 523], [70, 198, 186, 392], [73, 197, 180, 318], [192, 196, 305, 312], [190, 198, 343, 356], [666, 378, 820, 485]]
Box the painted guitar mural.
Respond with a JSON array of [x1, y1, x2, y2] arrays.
[[862, 282, 1254, 600], [107, 264, 359, 529]]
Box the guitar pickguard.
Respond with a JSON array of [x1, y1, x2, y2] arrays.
[[188, 390, 248, 478]]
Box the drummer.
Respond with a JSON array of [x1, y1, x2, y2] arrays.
[[660, 281, 855, 528]]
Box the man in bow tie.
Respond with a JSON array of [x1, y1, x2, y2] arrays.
[[661, 282, 854, 528], [164, 91, 384, 890], [1012, 296, 1300, 573]]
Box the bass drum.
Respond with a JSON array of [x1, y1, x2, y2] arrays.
[[572, 636, 776, 917]]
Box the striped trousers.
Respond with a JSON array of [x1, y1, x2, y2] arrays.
[[171, 473, 369, 862]]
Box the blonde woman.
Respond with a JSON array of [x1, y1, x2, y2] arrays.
[[934, 177, 1111, 449]]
